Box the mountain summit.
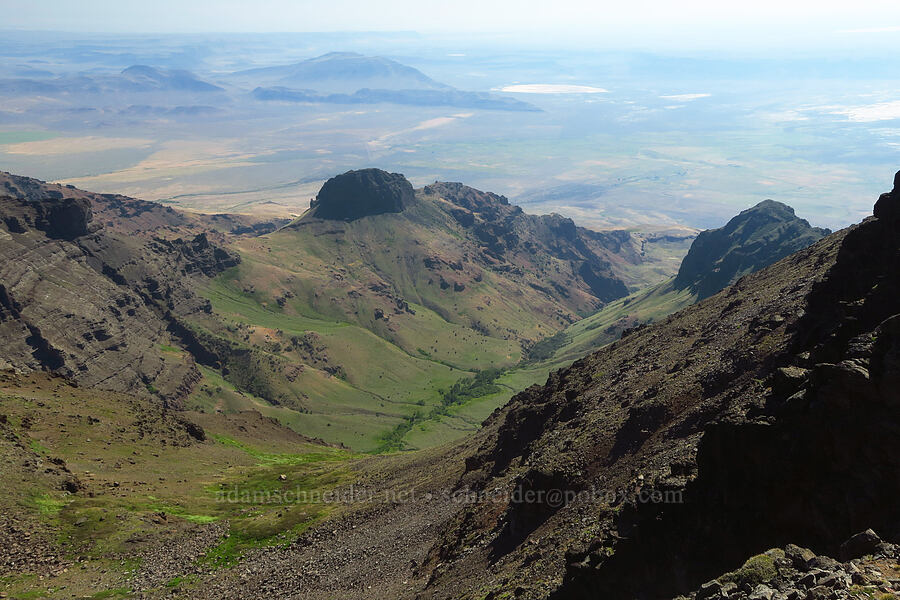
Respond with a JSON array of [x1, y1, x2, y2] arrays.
[[238, 52, 449, 93], [308, 168, 414, 221], [673, 199, 831, 299]]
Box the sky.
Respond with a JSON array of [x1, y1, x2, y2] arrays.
[[4, 0, 900, 42]]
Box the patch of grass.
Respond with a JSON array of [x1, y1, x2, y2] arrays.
[[378, 368, 504, 452], [145, 501, 220, 524], [158, 344, 181, 353], [199, 533, 256, 569], [211, 434, 352, 465], [29, 439, 50, 455], [719, 551, 781, 588], [849, 586, 897, 600], [90, 588, 133, 599], [26, 492, 67, 516]]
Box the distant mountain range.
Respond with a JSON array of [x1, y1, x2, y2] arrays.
[[0, 65, 223, 95], [0, 52, 537, 112], [246, 52, 539, 111]]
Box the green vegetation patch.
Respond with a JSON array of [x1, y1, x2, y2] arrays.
[[25, 492, 68, 516], [719, 550, 781, 588], [211, 434, 352, 465], [524, 331, 569, 362], [378, 368, 504, 452]]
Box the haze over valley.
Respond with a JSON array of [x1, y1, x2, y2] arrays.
[[2, 30, 898, 230]]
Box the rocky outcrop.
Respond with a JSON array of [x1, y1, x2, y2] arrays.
[[674, 200, 830, 299], [149, 233, 240, 277], [873, 170, 900, 222], [425, 181, 631, 305], [32, 196, 93, 239], [310, 168, 414, 221], [0, 194, 93, 240], [680, 534, 898, 600]]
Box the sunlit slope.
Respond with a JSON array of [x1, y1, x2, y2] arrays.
[[0, 372, 357, 599], [178, 170, 690, 452], [398, 198, 834, 449]]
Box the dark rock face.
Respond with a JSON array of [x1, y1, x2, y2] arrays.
[[33, 196, 93, 239], [149, 233, 240, 277], [674, 199, 830, 299], [873, 169, 900, 222], [425, 181, 630, 306], [310, 169, 413, 221], [0, 193, 93, 240]]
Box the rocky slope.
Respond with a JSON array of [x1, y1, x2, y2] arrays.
[[0, 173, 243, 403], [679, 530, 899, 600], [534, 199, 829, 367], [674, 199, 830, 300], [405, 172, 899, 598]]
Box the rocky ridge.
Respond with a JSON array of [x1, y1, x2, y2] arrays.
[[425, 180, 632, 303], [674, 199, 830, 299]]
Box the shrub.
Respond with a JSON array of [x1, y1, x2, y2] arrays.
[[719, 551, 780, 588]]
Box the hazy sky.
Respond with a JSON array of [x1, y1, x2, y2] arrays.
[[4, 0, 900, 38]]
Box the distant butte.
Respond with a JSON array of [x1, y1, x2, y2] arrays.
[[309, 168, 414, 221]]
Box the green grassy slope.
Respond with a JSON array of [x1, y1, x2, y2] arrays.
[[393, 281, 697, 449], [169, 178, 699, 452], [0, 373, 357, 599], [190, 275, 470, 451], [179, 187, 685, 452], [550, 279, 697, 363]]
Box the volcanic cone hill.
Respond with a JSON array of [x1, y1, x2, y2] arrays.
[[308, 168, 414, 221]]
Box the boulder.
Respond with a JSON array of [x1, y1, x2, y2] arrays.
[[785, 544, 816, 571], [839, 529, 882, 561], [697, 580, 724, 600], [749, 584, 777, 600]]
